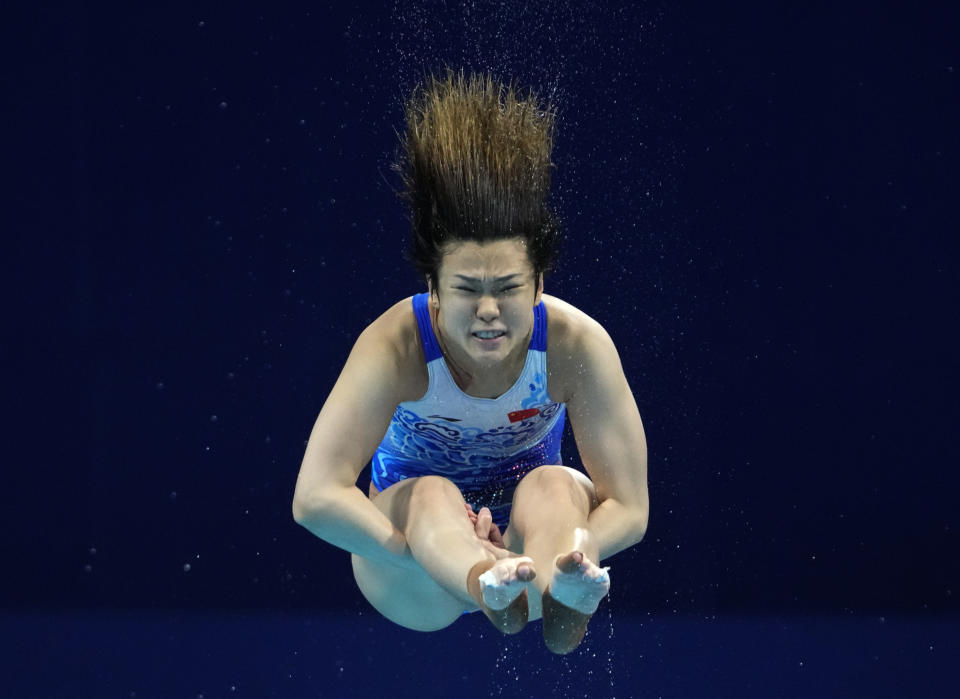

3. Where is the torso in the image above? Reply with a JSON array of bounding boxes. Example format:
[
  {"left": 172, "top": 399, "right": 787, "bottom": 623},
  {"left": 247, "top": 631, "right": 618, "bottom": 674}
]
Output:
[{"left": 378, "top": 293, "right": 590, "bottom": 407}]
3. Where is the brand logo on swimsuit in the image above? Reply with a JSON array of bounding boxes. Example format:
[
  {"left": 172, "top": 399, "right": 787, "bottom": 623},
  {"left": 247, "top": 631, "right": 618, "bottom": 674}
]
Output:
[
  {"left": 428, "top": 415, "right": 462, "bottom": 422},
  {"left": 507, "top": 408, "right": 540, "bottom": 423}
]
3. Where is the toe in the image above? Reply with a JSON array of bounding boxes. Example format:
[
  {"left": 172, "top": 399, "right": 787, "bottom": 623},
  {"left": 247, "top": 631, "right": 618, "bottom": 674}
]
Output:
[
  {"left": 556, "top": 551, "right": 585, "bottom": 574},
  {"left": 516, "top": 564, "right": 536, "bottom": 582}
]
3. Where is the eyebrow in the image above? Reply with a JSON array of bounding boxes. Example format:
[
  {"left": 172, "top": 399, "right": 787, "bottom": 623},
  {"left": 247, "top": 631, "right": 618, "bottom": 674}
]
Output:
[{"left": 453, "top": 274, "right": 522, "bottom": 283}]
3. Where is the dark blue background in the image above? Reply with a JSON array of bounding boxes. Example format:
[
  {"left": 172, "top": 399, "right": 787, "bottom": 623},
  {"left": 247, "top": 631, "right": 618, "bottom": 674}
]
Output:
[{"left": 5, "top": 2, "right": 958, "bottom": 696}]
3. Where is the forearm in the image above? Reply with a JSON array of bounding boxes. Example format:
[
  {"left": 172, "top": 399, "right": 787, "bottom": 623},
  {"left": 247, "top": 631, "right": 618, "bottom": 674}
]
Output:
[
  {"left": 293, "top": 484, "right": 417, "bottom": 571},
  {"left": 587, "top": 497, "right": 648, "bottom": 562}
]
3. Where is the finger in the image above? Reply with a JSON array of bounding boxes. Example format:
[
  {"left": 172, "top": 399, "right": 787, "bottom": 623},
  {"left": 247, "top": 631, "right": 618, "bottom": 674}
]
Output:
[
  {"left": 475, "top": 506, "right": 492, "bottom": 540},
  {"left": 488, "top": 522, "right": 505, "bottom": 548}
]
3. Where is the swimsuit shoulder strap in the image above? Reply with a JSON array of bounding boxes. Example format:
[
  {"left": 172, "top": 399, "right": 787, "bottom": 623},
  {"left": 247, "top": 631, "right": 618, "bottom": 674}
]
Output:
[{"left": 411, "top": 293, "right": 443, "bottom": 361}]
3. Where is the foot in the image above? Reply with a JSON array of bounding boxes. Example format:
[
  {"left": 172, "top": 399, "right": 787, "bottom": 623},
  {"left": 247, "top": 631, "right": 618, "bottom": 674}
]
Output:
[
  {"left": 546, "top": 551, "right": 610, "bottom": 615},
  {"left": 467, "top": 556, "right": 536, "bottom": 635},
  {"left": 477, "top": 556, "right": 536, "bottom": 610}
]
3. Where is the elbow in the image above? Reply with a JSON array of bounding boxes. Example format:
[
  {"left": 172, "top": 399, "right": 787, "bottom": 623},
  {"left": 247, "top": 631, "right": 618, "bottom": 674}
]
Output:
[
  {"left": 634, "top": 511, "right": 649, "bottom": 544},
  {"left": 292, "top": 487, "right": 331, "bottom": 526},
  {"left": 634, "top": 488, "right": 650, "bottom": 543},
  {"left": 630, "top": 505, "right": 649, "bottom": 545},
  {"left": 292, "top": 477, "right": 351, "bottom": 526},
  {"left": 291, "top": 497, "right": 311, "bottom": 525}
]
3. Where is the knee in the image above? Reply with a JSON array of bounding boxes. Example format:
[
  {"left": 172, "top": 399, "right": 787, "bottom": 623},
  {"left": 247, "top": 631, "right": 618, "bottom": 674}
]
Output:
[
  {"left": 375, "top": 475, "right": 462, "bottom": 534},
  {"left": 517, "top": 466, "right": 589, "bottom": 509},
  {"left": 409, "top": 475, "right": 462, "bottom": 505},
  {"left": 520, "top": 465, "right": 578, "bottom": 492},
  {"left": 402, "top": 476, "right": 465, "bottom": 536}
]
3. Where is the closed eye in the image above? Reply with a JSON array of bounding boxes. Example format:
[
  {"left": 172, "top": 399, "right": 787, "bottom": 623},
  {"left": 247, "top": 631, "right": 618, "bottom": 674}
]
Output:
[{"left": 452, "top": 285, "right": 522, "bottom": 293}]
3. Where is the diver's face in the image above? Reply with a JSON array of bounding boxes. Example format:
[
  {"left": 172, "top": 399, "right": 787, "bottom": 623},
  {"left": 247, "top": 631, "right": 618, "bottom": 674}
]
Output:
[{"left": 431, "top": 239, "right": 543, "bottom": 371}]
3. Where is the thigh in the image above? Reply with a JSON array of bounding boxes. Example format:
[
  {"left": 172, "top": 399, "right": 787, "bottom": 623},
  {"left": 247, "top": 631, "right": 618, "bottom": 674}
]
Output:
[
  {"left": 351, "top": 477, "right": 478, "bottom": 631},
  {"left": 501, "top": 465, "right": 599, "bottom": 554}
]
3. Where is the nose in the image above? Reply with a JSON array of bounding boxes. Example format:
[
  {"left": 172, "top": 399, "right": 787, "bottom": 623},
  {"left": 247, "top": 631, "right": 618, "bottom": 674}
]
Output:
[{"left": 476, "top": 294, "right": 500, "bottom": 322}]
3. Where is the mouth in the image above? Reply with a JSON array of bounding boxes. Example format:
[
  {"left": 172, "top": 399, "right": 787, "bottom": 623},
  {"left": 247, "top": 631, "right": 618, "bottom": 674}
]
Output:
[{"left": 472, "top": 330, "right": 507, "bottom": 344}]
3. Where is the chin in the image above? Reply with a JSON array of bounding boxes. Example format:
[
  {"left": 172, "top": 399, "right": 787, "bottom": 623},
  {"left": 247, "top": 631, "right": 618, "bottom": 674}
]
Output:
[{"left": 470, "top": 344, "right": 509, "bottom": 363}]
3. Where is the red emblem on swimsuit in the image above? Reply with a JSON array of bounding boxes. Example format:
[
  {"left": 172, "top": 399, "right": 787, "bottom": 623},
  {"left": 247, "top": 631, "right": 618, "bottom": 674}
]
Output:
[{"left": 508, "top": 408, "right": 540, "bottom": 423}]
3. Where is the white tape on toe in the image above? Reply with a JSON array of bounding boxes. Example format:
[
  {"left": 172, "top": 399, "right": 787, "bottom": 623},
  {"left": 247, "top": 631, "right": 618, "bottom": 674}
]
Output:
[
  {"left": 478, "top": 559, "right": 533, "bottom": 610},
  {"left": 549, "top": 566, "right": 611, "bottom": 615},
  {"left": 479, "top": 573, "right": 521, "bottom": 610}
]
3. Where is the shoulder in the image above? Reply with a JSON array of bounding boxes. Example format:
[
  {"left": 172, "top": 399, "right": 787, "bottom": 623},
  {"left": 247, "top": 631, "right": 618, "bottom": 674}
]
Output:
[
  {"left": 542, "top": 294, "right": 617, "bottom": 403},
  {"left": 363, "top": 295, "right": 419, "bottom": 350},
  {"left": 359, "top": 295, "right": 428, "bottom": 401}
]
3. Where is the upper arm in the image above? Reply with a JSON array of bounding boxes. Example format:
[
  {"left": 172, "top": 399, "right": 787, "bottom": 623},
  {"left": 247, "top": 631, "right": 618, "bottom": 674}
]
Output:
[
  {"left": 293, "top": 322, "right": 406, "bottom": 511},
  {"left": 565, "top": 320, "right": 649, "bottom": 517}
]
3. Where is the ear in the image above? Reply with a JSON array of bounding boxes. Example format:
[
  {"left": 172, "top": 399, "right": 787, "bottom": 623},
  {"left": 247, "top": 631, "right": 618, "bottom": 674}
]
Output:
[
  {"left": 427, "top": 277, "right": 439, "bottom": 307},
  {"left": 533, "top": 273, "right": 544, "bottom": 305}
]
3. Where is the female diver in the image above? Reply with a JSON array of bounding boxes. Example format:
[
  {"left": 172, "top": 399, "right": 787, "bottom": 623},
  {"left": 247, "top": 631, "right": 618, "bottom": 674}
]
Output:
[{"left": 293, "top": 70, "right": 649, "bottom": 654}]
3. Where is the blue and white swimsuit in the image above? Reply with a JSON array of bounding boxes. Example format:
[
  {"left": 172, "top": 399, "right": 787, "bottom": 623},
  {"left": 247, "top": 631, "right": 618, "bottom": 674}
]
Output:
[{"left": 371, "top": 293, "right": 566, "bottom": 529}]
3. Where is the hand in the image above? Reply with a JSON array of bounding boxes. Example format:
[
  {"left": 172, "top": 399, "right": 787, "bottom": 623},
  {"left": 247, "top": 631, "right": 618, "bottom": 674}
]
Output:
[{"left": 464, "top": 503, "right": 510, "bottom": 558}]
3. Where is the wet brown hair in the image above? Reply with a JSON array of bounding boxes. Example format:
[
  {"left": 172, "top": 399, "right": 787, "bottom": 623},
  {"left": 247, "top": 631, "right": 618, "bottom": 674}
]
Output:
[{"left": 394, "top": 68, "right": 562, "bottom": 291}]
